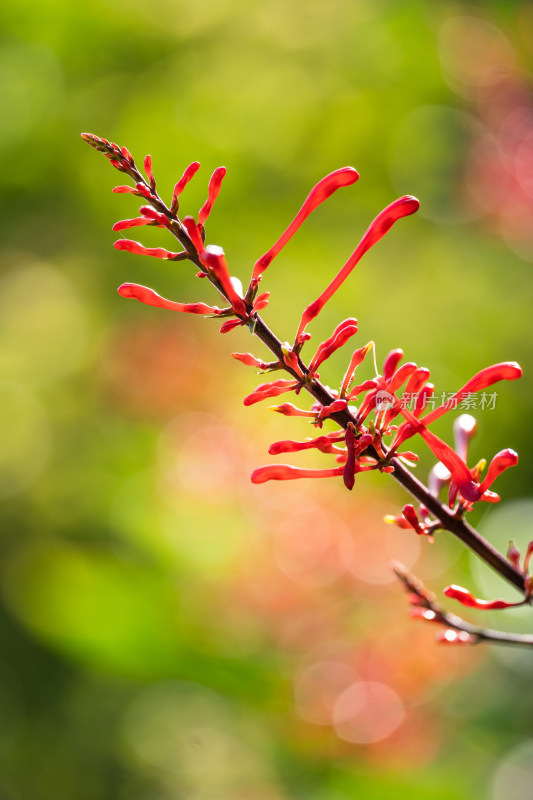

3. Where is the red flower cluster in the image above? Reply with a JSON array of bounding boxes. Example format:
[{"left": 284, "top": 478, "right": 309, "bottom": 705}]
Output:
[{"left": 83, "top": 132, "right": 528, "bottom": 646}]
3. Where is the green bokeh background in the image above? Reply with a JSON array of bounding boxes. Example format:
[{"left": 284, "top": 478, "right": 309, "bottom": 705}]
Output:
[{"left": 1, "top": 1, "right": 533, "bottom": 798}]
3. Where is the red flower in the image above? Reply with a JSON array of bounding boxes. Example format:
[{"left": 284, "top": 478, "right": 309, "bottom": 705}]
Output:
[
  {"left": 444, "top": 584, "right": 525, "bottom": 610},
  {"left": 113, "top": 239, "right": 186, "bottom": 260},
  {"left": 251, "top": 167, "right": 359, "bottom": 283},
  {"left": 308, "top": 318, "right": 358, "bottom": 375},
  {"left": 296, "top": 195, "right": 420, "bottom": 341},
  {"left": 117, "top": 283, "right": 223, "bottom": 315},
  {"left": 251, "top": 464, "right": 345, "bottom": 484},
  {"left": 198, "top": 167, "right": 226, "bottom": 225}
]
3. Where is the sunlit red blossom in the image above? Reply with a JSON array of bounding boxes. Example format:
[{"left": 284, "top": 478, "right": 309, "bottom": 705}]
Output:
[
  {"left": 419, "top": 362, "right": 522, "bottom": 430},
  {"left": 251, "top": 167, "right": 360, "bottom": 283},
  {"left": 308, "top": 318, "right": 359, "bottom": 375},
  {"left": 316, "top": 398, "right": 348, "bottom": 422},
  {"left": 340, "top": 342, "right": 374, "bottom": 397},
  {"left": 112, "top": 185, "right": 140, "bottom": 194},
  {"left": 117, "top": 283, "right": 222, "bottom": 315},
  {"left": 252, "top": 291, "right": 270, "bottom": 312},
  {"left": 401, "top": 504, "right": 424, "bottom": 535},
  {"left": 268, "top": 433, "right": 345, "bottom": 455},
  {"left": 200, "top": 245, "right": 248, "bottom": 317},
  {"left": 383, "top": 349, "right": 404, "bottom": 381},
  {"left": 296, "top": 196, "right": 420, "bottom": 341},
  {"left": 243, "top": 379, "right": 300, "bottom": 407},
  {"left": 198, "top": 167, "right": 226, "bottom": 225},
  {"left": 113, "top": 239, "right": 186, "bottom": 260},
  {"left": 144, "top": 154, "right": 155, "bottom": 189},
  {"left": 444, "top": 584, "right": 524, "bottom": 610},
  {"left": 120, "top": 145, "right": 133, "bottom": 163},
  {"left": 113, "top": 217, "right": 152, "bottom": 231},
  {"left": 251, "top": 464, "right": 345, "bottom": 483},
  {"left": 413, "top": 383, "right": 434, "bottom": 416},
  {"left": 270, "top": 403, "right": 315, "bottom": 418},
  {"left": 182, "top": 215, "right": 205, "bottom": 252},
  {"left": 405, "top": 367, "right": 431, "bottom": 397},
  {"left": 171, "top": 161, "right": 201, "bottom": 210},
  {"left": 219, "top": 319, "right": 243, "bottom": 334},
  {"left": 384, "top": 513, "right": 412, "bottom": 530},
  {"left": 231, "top": 352, "right": 272, "bottom": 370},
  {"left": 387, "top": 362, "right": 418, "bottom": 393},
  {"left": 346, "top": 378, "right": 379, "bottom": 401},
  {"left": 282, "top": 348, "right": 305, "bottom": 378},
  {"left": 478, "top": 448, "right": 518, "bottom": 493}
]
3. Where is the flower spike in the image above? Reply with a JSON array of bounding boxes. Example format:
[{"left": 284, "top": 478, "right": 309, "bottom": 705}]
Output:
[
  {"left": 251, "top": 167, "right": 359, "bottom": 283},
  {"left": 296, "top": 195, "right": 420, "bottom": 341}
]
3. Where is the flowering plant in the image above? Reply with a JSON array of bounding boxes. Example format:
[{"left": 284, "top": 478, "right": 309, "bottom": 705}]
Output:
[{"left": 83, "top": 132, "right": 533, "bottom": 649}]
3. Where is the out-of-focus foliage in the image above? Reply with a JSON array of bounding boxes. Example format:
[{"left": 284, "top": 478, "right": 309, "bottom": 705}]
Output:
[{"left": 1, "top": 1, "right": 533, "bottom": 798}]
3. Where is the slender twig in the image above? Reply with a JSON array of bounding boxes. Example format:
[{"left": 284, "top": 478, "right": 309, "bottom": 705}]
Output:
[{"left": 393, "top": 562, "right": 533, "bottom": 649}]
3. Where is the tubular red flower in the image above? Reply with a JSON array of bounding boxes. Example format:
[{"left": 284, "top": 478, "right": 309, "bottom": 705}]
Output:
[
  {"left": 405, "top": 367, "right": 431, "bottom": 397},
  {"left": 444, "top": 584, "right": 523, "bottom": 610},
  {"left": 316, "top": 398, "right": 348, "bottom": 421},
  {"left": 252, "top": 167, "right": 360, "bottom": 282},
  {"left": 383, "top": 349, "right": 404, "bottom": 381},
  {"left": 296, "top": 195, "right": 420, "bottom": 341},
  {"left": 144, "top": 154, "right": 155, "bottom": 187},
  {"left": 269, "top": 403, "right": 315, "bottom": 417},
  {"left": 252, "top": 291, "right": 270, "bottom": 312},
  {"left": 231, "top": 352, "right": 271, "bottom": 369},
  {"left": 478, "top": 449, "right": 518, "bottom": 493},
  {"left": 219, "top": 319, "right": 243, "bottom": 334},
  {"left": 200, "top": 245, "right": 248, "bottom": 317},
  {"left": 198, "top": 167, "right": 226, "bottom": 225},
  {"left": 340, "top": 342, "right": 373, "bottom": 397},
  {"left": 420, "top": 362, "right": 522, "bottom": 428},
  {"left": 182, "top": 216, "right": 205, "bottom": 253},
  {"left": 251, "top": 464, "right": 344, "bottom": 484},
  {"left": 268, "top": 434, "right": 344, "bottom": 455},
  {"left": 387, "top": 362, "right": 418, "bottom": 393},
  {"left": 113, "top": 239, "right": 184, "bottom": 259},
  {"left": 347, "top": 378, "right": 379, "bottom": 400},
  {"left": 117, "top": 283, "right": 221, "bottom": 315},
  {"left": 121, "top": 145, "right": 134, "bottom": 163},
  {"left": 112, "top": 185, "right": 139, "bottom": 194},
  {"left": 308, "top": 318, "right": 358, "bottom": 373},
  {"left": 113, "top": 217, "right": 152, "bottom": 231},
  {"left": 243, "top": 379, "right": 299, "bottom": 406},
  {"left": 172, "top": 161, "right": 201, "bottom": 208},
  {"left": 402, "top": 504, "right": 424, "bottom": 534}
]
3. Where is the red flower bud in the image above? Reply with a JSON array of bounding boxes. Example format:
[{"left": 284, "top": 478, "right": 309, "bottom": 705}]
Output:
[
  {"left": 340, "top": 342, "right": 374, "bottom": 397},
  {"left": 252, "top": 291, "right": 270, "bottom": 312},
  {"left": 316, "top": 398, "right": 348, "bottom": 421},
  {"left": 144, "top": 154, "right": 155, "bottom": 189},
  {"left": 296, "top": 195, "right": 420, "bottom": 340},
  {"left": 200, "top": 245, "right": 248, "bottom": 317},
  {"left": 117, "top": 283, "right": 221, "bottom": 315},
  {"left": 251, "top": 464, "right": 345, "bottom": 484},
  {"left": 171, "top": 161, "right": 201, "bottom": 210},
  {"left": 198, "top": 167, "right": 226, "bottom": 225},
  {"left": 113, "top": 217, "right": 152, "bottom": 231},
  {"left": 112, "top": 185, "right": 139, "bottom": 194},
  {"left": 478, "top": 448, "right": 518, "bottom": 494},
  {"left": 269, "top": 403, "right": 315, "bottom": 417},
  {"left": 219, "top": 319, "right": 243, "bottom": 334},
  {"left": 113, "top": 239, "right": 184, "bottom": 260},
  {"left": 243, "top": 379, "right": 299, "bottom": 406},
  {"left": 268, "top": 434, "right": 344, "bottom": 455},
  {"left": 402, "top": 504, "right": 424, "bottom": 534},
  {"left": 252, "top": 167, "right": 359, "bottom": 282},
  {"left": 383, "top": 349, "right": 404, "bottom": 381},
  {"left": 308, "top": 318, "right": 358, "bottom": 373},
  {"left": 231, "top": 353, "right": 271, "bottom": 369},
  {"left": 444, "top": 584, "right": 522, "bottom": 610}
]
